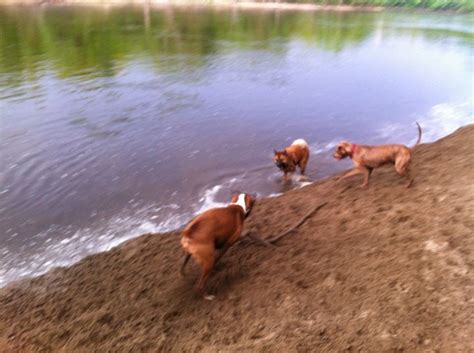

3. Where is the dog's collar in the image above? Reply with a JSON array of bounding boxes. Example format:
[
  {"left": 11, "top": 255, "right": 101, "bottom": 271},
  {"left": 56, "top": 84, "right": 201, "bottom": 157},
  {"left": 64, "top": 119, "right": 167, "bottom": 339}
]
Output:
[
  {"left": 350, "top": 144, "right": 358, "bottom": 158},
  {"left": 230, "top": 194, "right": 248, "bottom": 214}
]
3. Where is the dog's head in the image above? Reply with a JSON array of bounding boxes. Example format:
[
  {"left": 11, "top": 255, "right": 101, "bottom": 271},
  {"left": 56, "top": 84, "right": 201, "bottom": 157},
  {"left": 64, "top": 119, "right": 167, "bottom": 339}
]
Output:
[
  {"left": 333, "top": 141, "right": 352, "bottom": 160},
  {"left": 273, "top": 149, "right": 294, "bottom": 171},
  {"left": 230, "top": 193, "right": 255, "bottom": 217}
]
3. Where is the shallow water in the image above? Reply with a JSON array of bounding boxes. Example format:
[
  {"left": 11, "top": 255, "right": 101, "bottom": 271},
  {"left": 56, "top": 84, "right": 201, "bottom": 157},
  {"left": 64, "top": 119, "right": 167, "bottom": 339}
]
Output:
[{"left": 0, "top": 5, "right": 473, "bottom": 286}]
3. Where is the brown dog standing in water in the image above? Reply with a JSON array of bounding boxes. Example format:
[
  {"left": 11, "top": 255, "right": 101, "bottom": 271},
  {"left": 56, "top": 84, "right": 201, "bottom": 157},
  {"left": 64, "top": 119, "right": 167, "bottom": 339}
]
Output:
[
  {"left": 333, "top": 122, "right": 422, "bottom": 188},
  {"left": 180, "top": 193, "right": 255, "bottom": 300},
  {"left": 273, "top": 139, "right": 310, "bottom": 183}
]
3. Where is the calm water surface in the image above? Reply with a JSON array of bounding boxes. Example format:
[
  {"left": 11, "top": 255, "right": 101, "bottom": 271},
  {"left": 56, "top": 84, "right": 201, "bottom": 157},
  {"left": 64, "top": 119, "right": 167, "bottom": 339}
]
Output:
[{"left": 0, "top": 6, "right": 473, "bottom": 285}]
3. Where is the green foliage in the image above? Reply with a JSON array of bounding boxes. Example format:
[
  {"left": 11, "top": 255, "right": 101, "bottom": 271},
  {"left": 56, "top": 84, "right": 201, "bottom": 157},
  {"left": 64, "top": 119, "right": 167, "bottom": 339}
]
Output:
[
  {"left": 0, "top": 7, "right": 378, "bottom": 80},
  {"left": 0, "top": 5, "right": 472, "bottom": 86},
  {"left": 293, "top": 0, "right": 473, "bottom": 11}
]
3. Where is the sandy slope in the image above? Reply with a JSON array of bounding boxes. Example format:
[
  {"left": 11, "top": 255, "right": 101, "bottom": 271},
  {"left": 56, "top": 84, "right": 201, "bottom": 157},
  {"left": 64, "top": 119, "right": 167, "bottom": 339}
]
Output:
[{"left": 1, "top": 125, "right": 473, "bottom": 353}]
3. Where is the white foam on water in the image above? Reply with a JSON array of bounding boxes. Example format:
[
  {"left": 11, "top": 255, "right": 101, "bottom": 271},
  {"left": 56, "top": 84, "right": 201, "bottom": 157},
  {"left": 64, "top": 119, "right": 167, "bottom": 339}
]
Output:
[
  {"left": 416, "top": 101, "right": 473, "bottom": 142},
  {"left": 195, "top": 176, "right": 243, "bottom": 214},
  {"left": 0, "top": 181, "right": 238, "bottom": 287},
  {"left": 0, "top": 213, "right": 172, "bottom": 287},
  {"left": 268, "top": 192, "right": 283, "bottom": 198},
  {"left": 309, "top": 140, "right": 340, "bottom": 155},
  {"left": 378, "top": 100, "right": 473, "bottom": 145},
  {"left": 196, "top": 185, "right": 227, "bottom": 213},
  {"left": 298, "top": 181, "right": 313, "bottom": 188}
]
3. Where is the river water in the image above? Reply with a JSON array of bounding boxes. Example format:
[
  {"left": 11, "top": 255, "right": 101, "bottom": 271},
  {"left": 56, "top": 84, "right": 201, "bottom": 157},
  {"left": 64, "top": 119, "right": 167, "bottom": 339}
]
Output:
[{"left": 0, "top": 5, "right": 472, "bottom": 285}]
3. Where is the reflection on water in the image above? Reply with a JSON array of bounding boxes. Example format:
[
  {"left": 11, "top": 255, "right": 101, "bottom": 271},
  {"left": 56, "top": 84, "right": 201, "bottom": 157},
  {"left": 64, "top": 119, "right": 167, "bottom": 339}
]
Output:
[
  {"left": 0, "top": 5, "right": 473, "bottom": 286},
  {"left": 1, "top": 6, "right": 472, "bottom": 82}
]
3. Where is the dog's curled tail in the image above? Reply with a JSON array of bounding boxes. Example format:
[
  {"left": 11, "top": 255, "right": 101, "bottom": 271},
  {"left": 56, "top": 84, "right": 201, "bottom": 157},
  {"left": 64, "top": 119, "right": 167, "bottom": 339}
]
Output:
[{"left": 414, "top": 122, "right": 422, "bottom": 147}]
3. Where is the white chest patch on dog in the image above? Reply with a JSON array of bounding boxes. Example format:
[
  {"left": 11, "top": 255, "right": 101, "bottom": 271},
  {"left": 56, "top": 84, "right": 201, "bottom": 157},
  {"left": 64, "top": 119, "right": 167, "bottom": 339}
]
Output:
[
  {"left": 231, "top": 194, "right": 247, "bottom": 214},
  {"left": 292, "top": 139, "right": 308, "bottom": 147}
]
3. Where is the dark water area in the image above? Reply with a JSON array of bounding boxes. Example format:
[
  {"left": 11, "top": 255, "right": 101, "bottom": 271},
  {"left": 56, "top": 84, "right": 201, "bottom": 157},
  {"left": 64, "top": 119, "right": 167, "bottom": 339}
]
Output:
[{"left": 0, "top": 5, "right": 472, "bottom": 285}]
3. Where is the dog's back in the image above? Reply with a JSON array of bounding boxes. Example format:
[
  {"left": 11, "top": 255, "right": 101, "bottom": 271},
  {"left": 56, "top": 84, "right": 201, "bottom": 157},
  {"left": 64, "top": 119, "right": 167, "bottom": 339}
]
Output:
[
  {"left": 355, "top": 144, "right": 411, "bottom": 168},
  {"left": 181, "top": 207, "right": 243, "bottom": 250},
  {"left": 288, "top": 139, "right": 310, "bottom": 163}
]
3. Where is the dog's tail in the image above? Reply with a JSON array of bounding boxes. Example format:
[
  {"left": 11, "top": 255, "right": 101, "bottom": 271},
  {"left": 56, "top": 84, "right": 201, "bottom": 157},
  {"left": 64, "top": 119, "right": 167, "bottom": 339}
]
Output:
[
  {"left": 291, "top": 139, "right": 309, "bottom": 148},
  {"left": 414, "top": 122, "right": 422, "bottom": 147}
]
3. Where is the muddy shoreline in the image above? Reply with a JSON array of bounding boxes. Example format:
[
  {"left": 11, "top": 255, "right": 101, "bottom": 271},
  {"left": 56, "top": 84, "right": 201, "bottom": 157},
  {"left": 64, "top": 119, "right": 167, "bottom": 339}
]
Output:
[{"left": 1, "top": 125, "right": 473, "bottom": 352}]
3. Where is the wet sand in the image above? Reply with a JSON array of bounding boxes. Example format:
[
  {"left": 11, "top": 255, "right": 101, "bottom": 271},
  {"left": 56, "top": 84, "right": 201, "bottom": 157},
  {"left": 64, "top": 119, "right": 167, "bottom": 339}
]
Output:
[{"left": 1, "top": 125, "right": 473, "bottom": 352}]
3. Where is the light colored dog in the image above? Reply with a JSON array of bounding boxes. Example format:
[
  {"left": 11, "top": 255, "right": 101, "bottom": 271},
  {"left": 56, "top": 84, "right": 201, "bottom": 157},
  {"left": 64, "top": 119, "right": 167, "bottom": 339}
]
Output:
[
  {"left": 333, "top": 123, "right": 422, "bottom": 188},
  {"left": 180, "top": 193, "right": 255, "bottom": 299}
]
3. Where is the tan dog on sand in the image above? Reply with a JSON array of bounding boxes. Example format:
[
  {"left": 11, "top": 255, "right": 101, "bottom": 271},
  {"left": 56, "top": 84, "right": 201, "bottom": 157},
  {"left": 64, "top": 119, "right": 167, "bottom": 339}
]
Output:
[
  {"left": 273, "top": 139, "right": 310, "bottom": 182},
  {"left": 180, "top": 193, "right": 255, "bottom": 300},
  {"left": 333, "top": 123, "right": 422, "bottom": 188}
]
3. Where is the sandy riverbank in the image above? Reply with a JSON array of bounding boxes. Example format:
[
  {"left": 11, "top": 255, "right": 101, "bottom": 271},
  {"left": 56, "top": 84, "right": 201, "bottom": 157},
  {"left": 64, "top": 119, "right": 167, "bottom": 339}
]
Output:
[{"left": 1, "top": 125, "right": 473, "bottom": 352}]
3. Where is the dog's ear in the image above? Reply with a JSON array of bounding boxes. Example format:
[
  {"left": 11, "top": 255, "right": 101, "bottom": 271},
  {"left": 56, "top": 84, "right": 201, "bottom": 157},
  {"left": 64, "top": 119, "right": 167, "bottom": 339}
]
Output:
[
  {"left": 250, "top": 193, "right": 257, "bottom": 207},
  {"left": 230, "top": 193, "right": 239, "bottom": 203},
  {"left": 273, "top": 149, "right": 278, "bottom": 155},
  {"left": 282, "top": 150, "right": 288, "bottom": 156},
  {"left": 244, "top": 194, "right": 255, "bottom": 217},
  {"left": 339, "top": 141, "right": 350, "bottom": 149}
]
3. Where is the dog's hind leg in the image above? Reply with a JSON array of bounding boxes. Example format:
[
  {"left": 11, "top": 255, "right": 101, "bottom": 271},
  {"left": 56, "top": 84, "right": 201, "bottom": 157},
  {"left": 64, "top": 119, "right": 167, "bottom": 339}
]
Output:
[
  {"left": 180, "top": 253, "right": 191, "bottom": 276},
  {"left": 196, "top": 260, "right": 214, "bottom": 300},
  {"left": 299, "top": 153, "right": 309, "bottom": 175},
  {"left": 193, "top": 246, "right": 215, "bottom": 298},
  {"left": 215, "top": 227, "right": 242, "bottom": 265},
  {"left": 215, "top": 243, "right": 231, "bottom": 265},
  {"left": 298, "top": 155, "right": 310, "bottom": 181}
]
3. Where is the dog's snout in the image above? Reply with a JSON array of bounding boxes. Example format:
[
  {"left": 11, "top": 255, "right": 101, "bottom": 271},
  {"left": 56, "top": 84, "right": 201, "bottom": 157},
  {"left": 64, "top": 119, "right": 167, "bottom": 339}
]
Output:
[{"left": 275, "top": 161, "right": 286, "bottom": 169}]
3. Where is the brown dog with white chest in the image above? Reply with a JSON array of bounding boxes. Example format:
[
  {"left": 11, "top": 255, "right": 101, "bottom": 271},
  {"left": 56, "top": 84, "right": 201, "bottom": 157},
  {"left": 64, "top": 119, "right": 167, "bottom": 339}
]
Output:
[
  {"left": 333, "top": 122, "right": 422, "bottom": 188},
  {"left": 273, "top": 139, "right": 310, "bottom": 182},
  {"left": 180, "top": 193, "right": 255, "bottom": 300}
]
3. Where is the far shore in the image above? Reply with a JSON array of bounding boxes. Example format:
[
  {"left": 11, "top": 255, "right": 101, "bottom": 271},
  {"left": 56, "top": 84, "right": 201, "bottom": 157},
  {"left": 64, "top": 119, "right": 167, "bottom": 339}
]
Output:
[
  {"left": 0, "top": 0, "right": 386, "bottom": 13},
  {"left": 2, "top": 0, "right": 471, "bottom": 14}
]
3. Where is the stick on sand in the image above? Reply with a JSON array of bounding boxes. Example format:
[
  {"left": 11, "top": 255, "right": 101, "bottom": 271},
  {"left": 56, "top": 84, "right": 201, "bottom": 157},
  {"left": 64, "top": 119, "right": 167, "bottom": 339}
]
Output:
[
  {"left": 266, "top": 202, "right": 328, "bottom": 244},
  {"left": 245, "top": 201, "right": 328, "bottom": 246}
]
